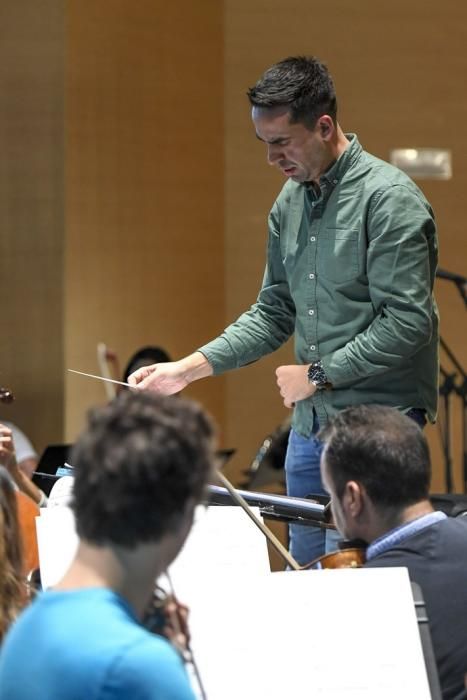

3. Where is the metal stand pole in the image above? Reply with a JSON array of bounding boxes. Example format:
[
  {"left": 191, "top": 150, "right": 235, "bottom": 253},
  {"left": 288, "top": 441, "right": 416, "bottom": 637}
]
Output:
[{"left": 438, "top": 365, "right": 456, "bottom": 493}]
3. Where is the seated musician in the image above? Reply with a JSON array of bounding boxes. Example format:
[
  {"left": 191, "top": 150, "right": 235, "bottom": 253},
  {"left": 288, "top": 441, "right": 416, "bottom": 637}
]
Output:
[
  {"left": 0, "top": 419, "right": 38, "bottom": 478},
  {"left": 0, "top": 423, "right": 47, "bottom": 507},
  {"left": 0, "top": 467, "right": 25, "bottom": 643},
  {"left": 122, "top": 345, "right": 172, "bottom": 386},
  {"left": 319, "top": 405, "right": 467, "bottom": 700},
  {"left": 0, "top": 392, "right": 215, "bottom": 699}
]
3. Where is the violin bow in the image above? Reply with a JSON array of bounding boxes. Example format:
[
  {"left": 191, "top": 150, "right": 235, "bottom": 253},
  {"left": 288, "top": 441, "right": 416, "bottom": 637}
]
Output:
[
  {"left": 215, "top": 469, "right": 301, "bottom": 571},
  {"left": 164, "top": 572, "right": 208, "bottom": 700}
]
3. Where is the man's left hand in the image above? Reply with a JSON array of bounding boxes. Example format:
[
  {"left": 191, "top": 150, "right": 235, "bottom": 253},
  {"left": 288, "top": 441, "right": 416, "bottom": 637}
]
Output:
[{"left": 275, "top": 365, "right": 316, "bottom": 408}]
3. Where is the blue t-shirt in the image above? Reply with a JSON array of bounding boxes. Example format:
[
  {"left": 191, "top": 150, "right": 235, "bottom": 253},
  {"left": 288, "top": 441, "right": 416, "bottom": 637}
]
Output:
[{"left": 0, "top": 588, "right": 195, "bottom": 699}]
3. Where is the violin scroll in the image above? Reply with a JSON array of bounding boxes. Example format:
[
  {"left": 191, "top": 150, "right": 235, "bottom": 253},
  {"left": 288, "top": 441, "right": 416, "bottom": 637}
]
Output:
[
  {"left": 143, "top": 584, "right": 191, "bottom": 657},
  {"left": 0, "top": 387, "right": 15, "bottom": 404}
]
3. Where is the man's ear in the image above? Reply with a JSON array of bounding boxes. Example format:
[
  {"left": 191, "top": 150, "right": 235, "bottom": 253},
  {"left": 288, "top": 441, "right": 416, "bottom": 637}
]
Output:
[
  {"left": 317, "top": 115, "right": 335, "bottom": 140},
  {"left": 344, "top": 480, "right": 364, "bottom": 518}
]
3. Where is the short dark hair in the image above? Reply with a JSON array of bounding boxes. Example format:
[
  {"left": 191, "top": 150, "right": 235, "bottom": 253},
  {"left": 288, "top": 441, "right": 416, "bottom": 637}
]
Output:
[
  {"left": 122, "top": 346, "right": 172, "bottom": 384},
  {"left": 71, "top": 392, "right": 215, "bottom": 548},
  {"left": 318, "top": 405, "right": 431, "bottom": 508},
  {"left": 247, "top": 56, "right": 337, "bottom": 129}
]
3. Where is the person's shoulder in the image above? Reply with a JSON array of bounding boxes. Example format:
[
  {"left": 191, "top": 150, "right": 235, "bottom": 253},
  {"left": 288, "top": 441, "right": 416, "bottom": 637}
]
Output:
[
  {"left": 358, "top": 148, "right": 428, "bottom": 200},
  {"left": 1, "top": 420, "right": 28, "bottom": 439},
  {"left": 268, "top": 179, "right": 304, "bottom": 232},
  {"left": 365, "top": 516, "right": 467, "bottom": 569},
  {"left": 107, "top": 635, "right": 195, "bottom": 699},
  {"left": 273, "top": 178, "right": 303, "bottom": 207},
  {"left": 436, "top": 515, "right": 467, "bottom": 540}
]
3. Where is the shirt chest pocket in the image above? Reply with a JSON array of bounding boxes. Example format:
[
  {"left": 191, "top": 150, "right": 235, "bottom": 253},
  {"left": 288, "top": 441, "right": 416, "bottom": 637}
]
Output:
[{"left": 317, "top": 228, "right": 359, "bottom": 283}]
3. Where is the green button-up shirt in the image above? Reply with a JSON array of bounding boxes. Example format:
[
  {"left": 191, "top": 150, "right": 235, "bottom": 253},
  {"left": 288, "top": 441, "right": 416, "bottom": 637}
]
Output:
[{"left": 199, "top": 135, "right": 439, "bottom": 436}]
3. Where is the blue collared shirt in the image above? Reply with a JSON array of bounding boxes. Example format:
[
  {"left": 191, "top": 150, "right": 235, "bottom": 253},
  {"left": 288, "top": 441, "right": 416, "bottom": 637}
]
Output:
[{"left": 366, "top": 511, "right": 447, "bottom": 561}]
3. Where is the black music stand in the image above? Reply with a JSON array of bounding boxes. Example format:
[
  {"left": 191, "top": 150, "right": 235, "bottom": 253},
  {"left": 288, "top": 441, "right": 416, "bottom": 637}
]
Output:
[
  {"left": 207, "top": 485, "right": 331, "bottom": 528},
  {"left": 436, "top": 268, "right": 467, "bottom": 492},
  {"left": 411, "top": 582, "right": 442, "bottom": 700},
  {"left": 32, "top": 444, "right": 72, "bottom": 495}
]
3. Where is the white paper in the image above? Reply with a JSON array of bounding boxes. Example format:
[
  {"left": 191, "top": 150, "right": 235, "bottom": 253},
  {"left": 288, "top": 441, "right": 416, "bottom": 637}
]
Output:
[
  {"left": 169, "top": 505, "right": 271, "bottom": 599},
  {"left": 47, "top": 476, "right": 74, "bottom": 508},
  {"left": 36, "top": 504, "right": 270, "bottom": 592},
  {"left": 35, "top": 507, "right": 430, "bottom": 699},
  {"left": 35, "top": 507, "right": 78, "bottom": 589},
  {"left": 182, "top": 568, "right": 431, "bottom": 700}
]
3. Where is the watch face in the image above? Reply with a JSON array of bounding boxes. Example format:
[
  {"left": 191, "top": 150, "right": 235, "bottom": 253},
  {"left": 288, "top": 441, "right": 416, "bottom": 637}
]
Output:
[{"left": 308, "top": 363, "right": 326, "bottom": 387}]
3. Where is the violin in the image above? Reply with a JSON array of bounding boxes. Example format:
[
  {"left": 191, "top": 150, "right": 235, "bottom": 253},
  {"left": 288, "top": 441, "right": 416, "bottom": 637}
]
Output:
[
  {"left": 0, "top": 386, "right": 15, "bottom": 404},
  {"left": 305, "top": 545, "right": 366, "bottom": 570},
  {"left": 143, "top": 583, "right": 191, "bottom": 651},
  {"left": 216, "top": 470, "right": 366, "bottom": 571},
  {"left": 143, "top": 579, "right": 207, "bottom": 700}
]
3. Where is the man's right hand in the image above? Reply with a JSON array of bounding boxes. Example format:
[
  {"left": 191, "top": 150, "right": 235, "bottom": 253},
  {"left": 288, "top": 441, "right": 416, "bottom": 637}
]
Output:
[{"left": 127, "top": 352, "right": 213, "bottom": 395}]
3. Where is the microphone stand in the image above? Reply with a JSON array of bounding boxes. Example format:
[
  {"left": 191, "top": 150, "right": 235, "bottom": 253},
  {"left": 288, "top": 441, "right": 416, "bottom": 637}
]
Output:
[
  {"left": 436, "top": 268, "right": 467, "bottom": 492},
  {"left": 438, "top": 365, "right": 456, "bottom": 493},
  {"left": 440, "top": 340, "right": 467, "bottom": 493}
]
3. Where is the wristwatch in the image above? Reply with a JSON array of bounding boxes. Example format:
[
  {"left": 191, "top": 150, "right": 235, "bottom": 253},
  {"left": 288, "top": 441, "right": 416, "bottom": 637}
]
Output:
[{"left": 307, "top": 361, "right": 330, "bottom": 390}]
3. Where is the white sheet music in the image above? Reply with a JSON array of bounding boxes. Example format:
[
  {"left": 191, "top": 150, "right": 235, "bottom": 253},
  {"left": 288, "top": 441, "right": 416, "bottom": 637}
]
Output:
[
  {"left": 36, "top": 504, "right": 270, "bottom": 590},
  {"left": 35, "top": 507, "right": 78, "bottom": 589},
  {"left": 36, "top": 507, "right": 431, "bottom": 699},
  {"left": 175, "top": 568, "right": 431, "bottom": 700},
  {"left": 169, "top": 505, "right": 271, "bottom": 594}
]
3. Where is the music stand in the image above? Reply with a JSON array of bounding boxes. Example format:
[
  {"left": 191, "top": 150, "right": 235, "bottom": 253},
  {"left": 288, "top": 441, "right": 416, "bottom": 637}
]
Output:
[
  {"left": 207, "top": 485, "right": 331, "bottom": 527},
  {"left": 411, "top": 582, "right": 442, "bottom": 700},
  {"left": 436, "top": 268, "right": 467, "bottom": 492},
  {"left": 32, "top": 444, "right": 72, "bottom": 495}
]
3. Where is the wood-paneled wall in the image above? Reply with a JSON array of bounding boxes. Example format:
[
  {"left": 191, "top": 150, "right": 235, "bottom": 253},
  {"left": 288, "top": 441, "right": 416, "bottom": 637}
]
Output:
[
  {"left": 1, "top": 0, "right": 465, "bottom": 496},
  {"left": 0, "top": 1, "right": 64, "bottom": 449},
  {"left": 65, "top": 1, "right": 225, "bottom": 440}
]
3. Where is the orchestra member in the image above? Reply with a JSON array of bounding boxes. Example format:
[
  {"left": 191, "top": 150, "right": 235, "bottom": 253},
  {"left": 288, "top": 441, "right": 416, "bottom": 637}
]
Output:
[
  {"left": 0, "top": 420, "right": 38, "bottom": 478},
  {"left": 0, "top": 423, "right": 47, "bottom": 507},
  {"left": 319, "top": 405, "right": 467, "bottom": 699},
  {"left": 0, "top": 392, "right": 215, "bottom": 699},
  {"left": 0, "top": 467, "right": 25, "bottom": 643}
]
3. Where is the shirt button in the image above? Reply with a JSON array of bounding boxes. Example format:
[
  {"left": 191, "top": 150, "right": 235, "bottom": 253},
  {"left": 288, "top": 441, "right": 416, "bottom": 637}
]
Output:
[
  {"left": 309, "top": 273, "right": 315, "bottom": 280},
  {"left": 333, "top": 179, "right": 338, "bottom": 184},
  {"left": 310, "top": 345, "right": 316, "bottom": 351},
  {"left": 308, "top": 309, "right": 314, "bottom": 315},
  {"left": 310, "top": 236, "right": 316, "bottom": 242}
]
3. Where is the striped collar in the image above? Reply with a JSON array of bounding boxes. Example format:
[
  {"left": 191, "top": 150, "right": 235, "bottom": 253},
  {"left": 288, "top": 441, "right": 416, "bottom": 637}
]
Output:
[{"left": 366, "top": 511, "right": 447, "bottom": 561}]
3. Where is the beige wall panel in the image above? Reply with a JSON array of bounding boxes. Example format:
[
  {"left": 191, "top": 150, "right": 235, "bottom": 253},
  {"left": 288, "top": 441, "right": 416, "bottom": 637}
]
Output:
[
  {"left": 0, "top": 1, "right": 64, "bottom": 455},
  {"left": 65, "top": 1, "right": 225, "bottom": 441},
  {"left": 224, "top": 0, "right": 467, "bottom": 491}
]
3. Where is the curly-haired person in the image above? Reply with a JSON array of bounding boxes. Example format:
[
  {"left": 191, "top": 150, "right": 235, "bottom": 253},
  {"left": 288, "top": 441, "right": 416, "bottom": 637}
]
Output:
[{"left": 0, "top": 392, "right": 216, "bottom": 700}]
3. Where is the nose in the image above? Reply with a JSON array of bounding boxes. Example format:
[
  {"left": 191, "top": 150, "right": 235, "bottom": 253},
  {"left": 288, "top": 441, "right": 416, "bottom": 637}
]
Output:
[{"left": 267, "top": 143, "right": 282, "bottom": 165}]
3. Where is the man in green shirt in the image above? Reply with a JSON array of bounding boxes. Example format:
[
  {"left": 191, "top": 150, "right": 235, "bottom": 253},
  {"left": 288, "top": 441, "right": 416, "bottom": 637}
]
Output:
[{"left": 129, "top": 56, "right": 438, "bottom": 566}]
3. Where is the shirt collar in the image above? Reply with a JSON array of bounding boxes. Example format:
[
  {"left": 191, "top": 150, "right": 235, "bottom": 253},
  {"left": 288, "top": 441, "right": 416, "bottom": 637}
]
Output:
[
  {"left": 366, "top": 510, "right": 447, "bottom": 561},
  {"left": 320, "top": 133, "right": 362, "bottom": 187},
  {"left": 305, "top": 133, "right": 362, "bottom": 200}
]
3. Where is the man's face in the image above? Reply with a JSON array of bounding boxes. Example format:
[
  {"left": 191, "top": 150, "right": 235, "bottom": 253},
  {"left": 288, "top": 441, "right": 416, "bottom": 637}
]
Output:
[
  {"left": 320, "top": 448, "right": 354, "bottom": 541},
  {"left": 252, "top": 106, "right": 328, "bottom": 184}
]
